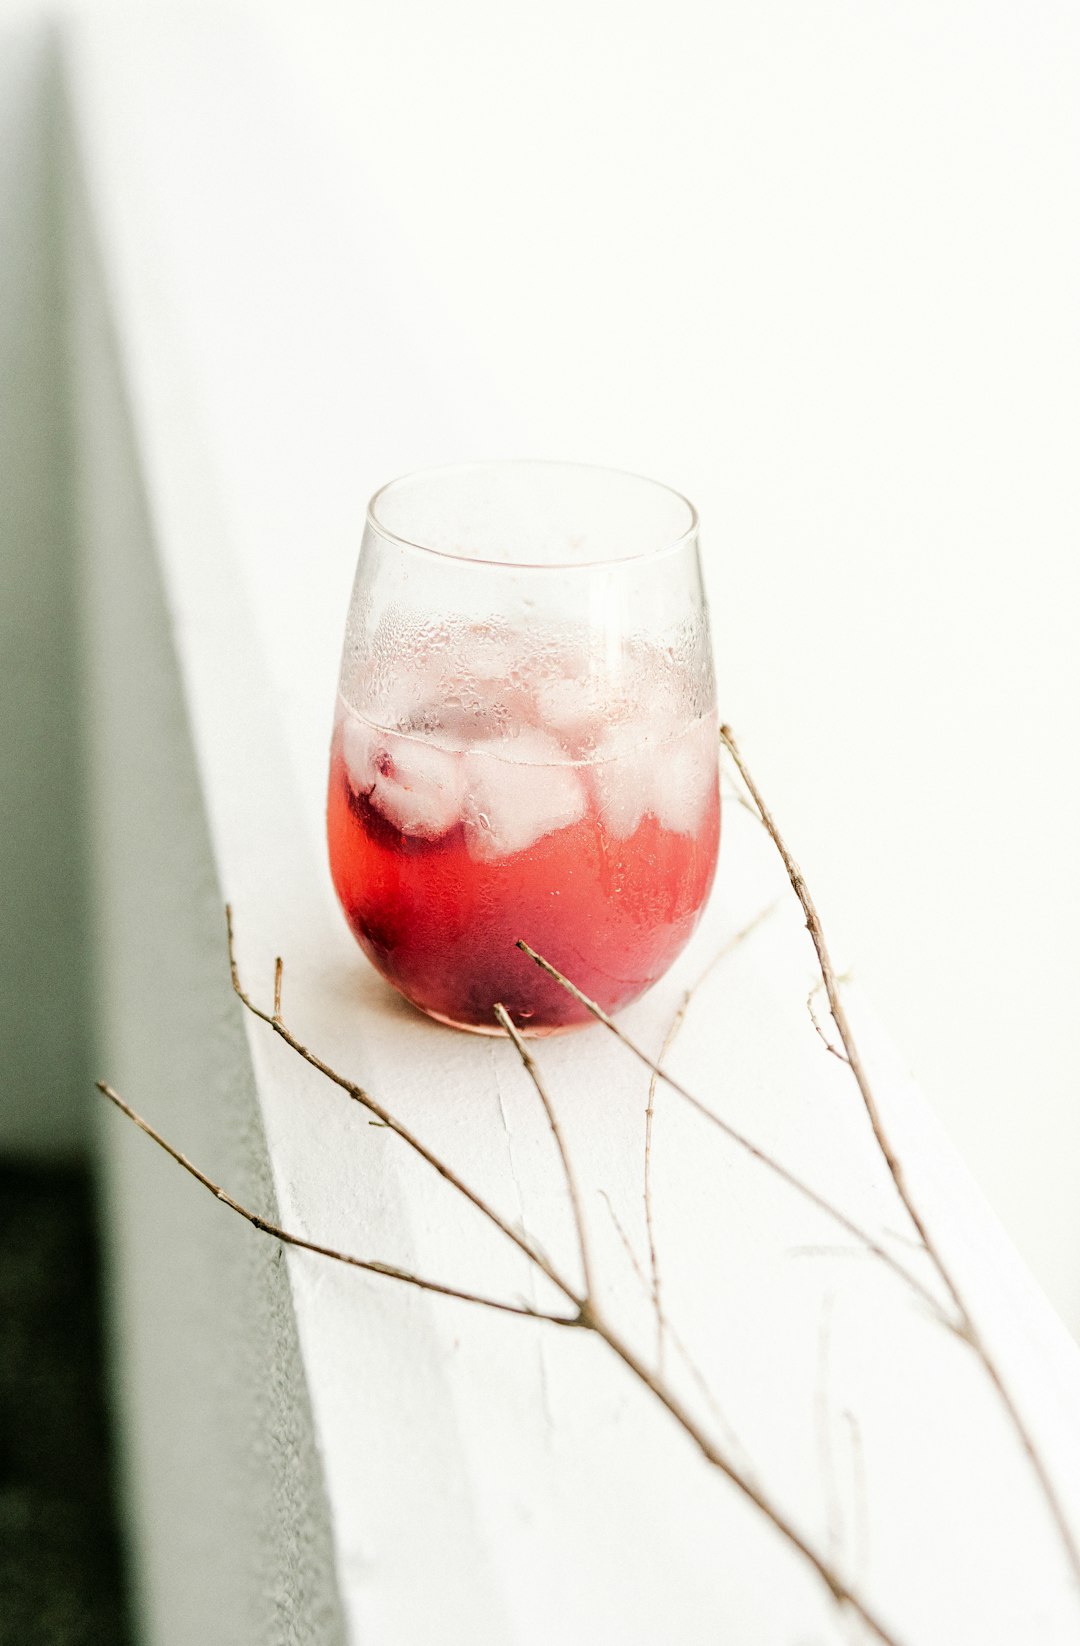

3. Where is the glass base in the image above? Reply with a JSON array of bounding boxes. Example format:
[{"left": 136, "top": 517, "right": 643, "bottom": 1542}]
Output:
[{"left": 417, "top": 1004, "right": 587, "bottom": 1039}]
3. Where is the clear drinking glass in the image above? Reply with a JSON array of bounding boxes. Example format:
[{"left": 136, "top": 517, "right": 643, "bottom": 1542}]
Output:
[{"left": 327, "top": 461, "right": 720, "bottom": 1035}]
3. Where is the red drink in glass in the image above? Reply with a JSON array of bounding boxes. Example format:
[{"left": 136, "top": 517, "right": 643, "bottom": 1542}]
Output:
[{"left": 329, "top": 462, "right": 720, "bottom": 1034}]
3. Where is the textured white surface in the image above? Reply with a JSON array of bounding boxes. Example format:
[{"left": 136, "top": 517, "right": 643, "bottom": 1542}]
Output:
[{"left": 66, "top": 11, "right": 1080, "bottom": 1644}]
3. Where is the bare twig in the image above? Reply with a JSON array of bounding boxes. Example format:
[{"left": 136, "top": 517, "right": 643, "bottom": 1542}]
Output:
[
  {"left": 599, "top": 1190, "right": 752, "bottom": 1477},
  {"left": 515, "top": 942, "right": 950, "bottom": 1327},
  {"left": 495, "top": 1003, "right": 595, "bottom": 1302},
  {"left": 644, "top": 902, "right": 781, "bottom": 1372},
  {"left": 96, "top": 1081, "right": 578, "bottom": 1326},
  {"left": 599, "top": 1189, "right": 648, "bottom": 1293},
  {"left": 213, "top": 913, "right": 907, "bottom": 1644},
  {"left": 718, "top": 722, "right": 1080, "bottom": 1592}
]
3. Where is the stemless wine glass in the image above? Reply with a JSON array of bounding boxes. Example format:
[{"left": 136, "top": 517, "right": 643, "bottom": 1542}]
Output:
[{"left": 327, "top": 461, "right": 720, "bottom": 1035}]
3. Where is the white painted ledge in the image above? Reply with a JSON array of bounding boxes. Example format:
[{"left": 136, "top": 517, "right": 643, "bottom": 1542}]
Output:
[{"left": 64, "top": 11, "right": 1080, "bottom": 1645}]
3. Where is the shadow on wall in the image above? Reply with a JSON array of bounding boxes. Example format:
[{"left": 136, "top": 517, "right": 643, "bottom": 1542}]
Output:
[{"left": 0, "top": 16, "right": 90, "bottom": 1159}]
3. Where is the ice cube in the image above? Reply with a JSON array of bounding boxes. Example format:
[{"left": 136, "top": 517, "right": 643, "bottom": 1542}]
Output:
[
  {"left": 590, "top": 716, "right": 717, "bottom": 839},
  {"left": 462, "top": 728, "right": 586, "bottom": 860},
  {"left": 343, "top": 717, "right": 465, "bottom": 839},
  {"left": 590, "top": 713, "right": 681, "bottom": 839},
  {"left": 457, "top": 622, "right": 515, "bottom": 681},
  {"left": 532, "top": 671, "right": 617, "bottom": 753},
  {"left": 590, "top": 734, "right": 652, "bottom": 839},
  {"left": 533, "top": 673, "right": 588, "bottom": 736},
  {"left": 650, "top": 718, "right": 717, "bottom": 835}
]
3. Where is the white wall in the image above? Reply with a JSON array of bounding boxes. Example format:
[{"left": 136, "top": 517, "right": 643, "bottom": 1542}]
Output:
[{"left": 268, "top": 0, "right": 1080, "bottom": 1331}]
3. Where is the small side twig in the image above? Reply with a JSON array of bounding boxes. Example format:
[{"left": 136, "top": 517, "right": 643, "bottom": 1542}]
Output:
[
  {"left": 644, "top": 901, "right": 781, "bottom": 1372},
  {"left": 807, "top": 980, "right": 849, "bottom": 1064},
  {"left": 495, "top": 1002, "right": 595, "bottom": 1302},
  {"left": 600, "top": 1189, "right": 752, "bottom": 1478}
]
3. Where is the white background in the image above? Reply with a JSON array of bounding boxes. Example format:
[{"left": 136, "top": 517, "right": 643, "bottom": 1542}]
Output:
[
  {"left": 258, "top": 0, "right": 1080, "bottom": 1329},
  {"left": 0, "top": 4, "right": 1074, "bottom": 1636}
]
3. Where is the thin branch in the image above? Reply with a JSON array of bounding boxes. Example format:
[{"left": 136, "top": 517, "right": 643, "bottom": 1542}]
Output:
[
  {"left": 494, "top": 1003, "right": 595, "bottom": 1302},
  {"left": 718, "top": 722, "right": 1080, "bottom": 1592},
  {"left": 515, "top": 941, "right": 950, "bottom": 1327},
  {"left": 96, "top": 1082, "right": 578, "bottom": 1326},
  {"left": 273, "top": 956, "right": 284, "bottom": 1023},
  {"left": 599, "top": 1188, "right": 648, "bottom": 1290},
  {"left": 600, "top": 1190, "right": 752, "bottom": 1478},
  {"left": 220, "top": 913, "right": 906, "bottom": 1644},
  {"left": 644, "top": 901, "right": 781, "bottom": 1372}
]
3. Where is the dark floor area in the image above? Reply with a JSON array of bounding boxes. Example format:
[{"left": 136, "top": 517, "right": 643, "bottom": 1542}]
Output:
[{"left": 0, "top": 1161, "right": 132, "bottom": 1646}]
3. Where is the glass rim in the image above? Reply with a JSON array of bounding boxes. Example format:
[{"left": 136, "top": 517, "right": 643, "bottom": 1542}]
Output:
[{"left": 365, "top": 459, "right": 699, "bottom": 571}]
